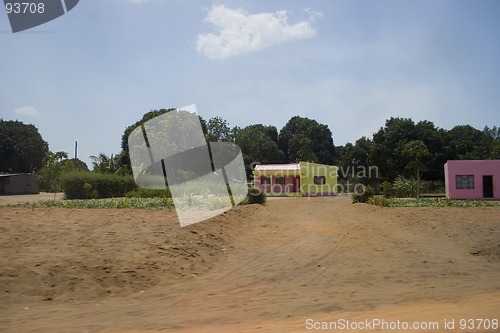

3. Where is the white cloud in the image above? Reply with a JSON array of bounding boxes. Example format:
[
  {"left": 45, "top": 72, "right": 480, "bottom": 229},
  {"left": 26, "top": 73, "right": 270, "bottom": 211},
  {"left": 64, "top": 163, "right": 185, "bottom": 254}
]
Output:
[
  {"left": 14, "top": 106, "right": 38, "bottom": 117},
  {"left": 197, "top": 5, "right": 317, "bottom": 60},
  {"left": 128, "top": 0, "right": 147, "bottom": 4},
  {"left": 304, "top": 7, "right": 324, "bottom": 22}
]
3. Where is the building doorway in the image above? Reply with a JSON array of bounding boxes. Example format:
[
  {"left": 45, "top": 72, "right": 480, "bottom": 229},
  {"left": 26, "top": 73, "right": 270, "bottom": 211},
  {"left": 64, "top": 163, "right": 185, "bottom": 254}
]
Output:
[
  {"left": 292, "top": 176, "right": 300, "bottom": 193},
  {"left": 483, "top": 175, "right": 493, "bottom": 198}
]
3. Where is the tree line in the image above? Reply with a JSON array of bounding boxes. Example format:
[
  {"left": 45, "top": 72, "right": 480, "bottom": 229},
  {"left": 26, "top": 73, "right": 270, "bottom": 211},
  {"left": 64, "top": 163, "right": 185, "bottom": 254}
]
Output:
[{"left": 1, "top": 112, "right": 499, "bottom": 191}]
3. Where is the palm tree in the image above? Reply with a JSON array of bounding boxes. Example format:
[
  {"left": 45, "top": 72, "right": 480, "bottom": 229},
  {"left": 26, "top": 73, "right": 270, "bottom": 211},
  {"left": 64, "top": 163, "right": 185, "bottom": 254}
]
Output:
[{"left": 90, "top": 153, "right": 113, "bottom": 173}]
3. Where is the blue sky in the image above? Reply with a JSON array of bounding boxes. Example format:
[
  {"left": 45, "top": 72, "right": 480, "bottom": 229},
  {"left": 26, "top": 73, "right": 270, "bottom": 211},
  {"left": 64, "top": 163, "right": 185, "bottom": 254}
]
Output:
[{"left": 1, "top": 0, "right": 500, "bottom": 168}]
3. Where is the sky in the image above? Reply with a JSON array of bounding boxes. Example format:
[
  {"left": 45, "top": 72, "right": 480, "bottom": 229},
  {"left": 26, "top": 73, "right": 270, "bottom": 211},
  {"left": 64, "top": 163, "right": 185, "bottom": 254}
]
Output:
[{"left": 1, "top": 0, "right": 500, "bottom": 169}]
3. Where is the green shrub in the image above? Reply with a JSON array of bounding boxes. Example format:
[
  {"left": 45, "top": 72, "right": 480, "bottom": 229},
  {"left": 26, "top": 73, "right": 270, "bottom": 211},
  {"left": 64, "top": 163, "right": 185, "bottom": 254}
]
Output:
[
  {"left": 61, "top": 172, "right": 137, "bottom": 199},
  {"left": 352, "top": 185, "right": 374, "bottom": 203},
  {"left": 421, "top": 180, "right": 445, "bottom": 194},
  {"left": 367, "top": 196, "right": 390, "bottom": 206},
  {"left": 10, "top": 197, "right": 175, "bottom": 209},
  {"left": 381, "top": 181, "right": 394, "bottom": 198},
  {"left": 245, "top": 186, "right": 266, "bottom": 205},
  {"left": 126, "top": 187, "right": 171, "bottom": 198},
  {"left": 381, "top": 198, "right": 500, "bottom": 207},
  {"left": 82, "top": 182, "right": 98, "bottom": 199},
  {"left": 392, "top": 176, "right": 417, "bottom": 198}
]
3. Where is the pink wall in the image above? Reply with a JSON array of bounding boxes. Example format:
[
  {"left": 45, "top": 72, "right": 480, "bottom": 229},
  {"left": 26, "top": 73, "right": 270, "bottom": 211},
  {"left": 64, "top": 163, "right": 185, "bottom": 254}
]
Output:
[
  {"left": 270, "top": 175, "right": 295, "bottom": 194},
  {"left": 254, "top": 175, "right": 297, "bottom": 194},
  {"left": 444, "top": 160, "right": 500, "bottom": 199}
]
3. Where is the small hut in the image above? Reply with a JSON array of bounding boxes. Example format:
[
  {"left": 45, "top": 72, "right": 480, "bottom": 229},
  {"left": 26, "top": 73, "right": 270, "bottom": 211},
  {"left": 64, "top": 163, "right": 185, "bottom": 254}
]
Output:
[
  {"left": 444, "top": 160, "right": 500, "bottom": 199},
  {"left": 253, "top": 161, "right": 338, "bottom": 196},
  {"left": 0, "top": 174, "right": 39, "bottom": 195}
]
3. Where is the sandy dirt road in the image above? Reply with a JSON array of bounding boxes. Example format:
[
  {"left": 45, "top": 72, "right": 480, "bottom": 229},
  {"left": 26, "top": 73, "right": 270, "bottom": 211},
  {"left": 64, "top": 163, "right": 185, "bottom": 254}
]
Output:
[
  {"left": 0, "top": 193, "right": 64, "bottom": 206},
  {"left": 1, "top": 196, "right": 499, "bottom": 332}
]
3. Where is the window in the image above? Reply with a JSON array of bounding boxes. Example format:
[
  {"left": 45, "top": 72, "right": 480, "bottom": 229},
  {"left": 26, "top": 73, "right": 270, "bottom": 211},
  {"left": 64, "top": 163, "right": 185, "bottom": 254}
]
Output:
[
  {"left": 261, "top": 176, "right": 270, "bottom": 185},
  {"left": 314, "top": 176, "right": 326, "bottom": 185},
  {"left": 456, "top": 175, "right": 474, "bottom": 189},
  {"left": 275, "top": 176, "right": 285, "bottom": 185}
]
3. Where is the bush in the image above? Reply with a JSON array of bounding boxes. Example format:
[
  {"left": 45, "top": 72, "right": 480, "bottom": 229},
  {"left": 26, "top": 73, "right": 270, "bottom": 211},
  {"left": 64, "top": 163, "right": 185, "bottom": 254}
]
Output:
[
  {"left": 381, "top": 181, "right": 394, "bottom": 198},
  {"left": 367, "top": 196, "right": 390, "bottom": 206},
  {"left": 10, "top": 197, "right": 175, "bottom": 209},
  {"left": 82, "top": 183, "right": 97, "bottom": 199},
  {"left": 245, "top": 186, "right": 266, "bottom": 205},
  {"left": 352, "top": 185, "right": 374, "bottom": 203},
  {"left": 61, "top": 172, "right": 137, "bottom": 199},
  {"left": 378, "top": 198, "right": 500, "bottom": 208},
  {"left": 126, "top": 187, "right": 171, "bottom": 198},
  {"left": 421, "top": 180, "right": 445, "bottom": 194},
  {"left": 392, "top": 176, "right": 417, "bottom": 198}
]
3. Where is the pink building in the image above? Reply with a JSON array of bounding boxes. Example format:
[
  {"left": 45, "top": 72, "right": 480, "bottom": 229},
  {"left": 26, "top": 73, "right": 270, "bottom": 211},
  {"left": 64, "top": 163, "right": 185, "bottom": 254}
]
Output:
[
  {"left": 253, "top": 162, "right": 338, "bottom": 197},
  {"left": 444, "top": 160, "right": 500, "bottom": 200}
]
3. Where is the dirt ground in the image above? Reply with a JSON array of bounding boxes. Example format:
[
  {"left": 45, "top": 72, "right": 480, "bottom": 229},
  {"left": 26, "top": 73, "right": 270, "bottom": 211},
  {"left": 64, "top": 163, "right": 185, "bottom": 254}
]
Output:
[
  {"left": 0, "top": 193, "right": 64, "bottom": 206},
  {"left": 1, "top": 196, "right": 499, "bottom": 333}
]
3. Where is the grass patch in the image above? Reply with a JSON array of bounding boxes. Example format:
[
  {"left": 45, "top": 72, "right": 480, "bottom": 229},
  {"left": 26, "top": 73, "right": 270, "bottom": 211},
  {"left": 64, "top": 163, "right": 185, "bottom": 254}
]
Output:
[
  {"left": 370, "top": 197, "right": 500, "bottom": 207},
  {"left": 9, "top": 193, "right": 250, "bottom": 210},
  {"left": 8, "top": 187, "right": 264, "bottom": 210},
  {"left": 126, "top": 188, "right": 171, "bottom": 198},
  {"left": 10, "top": 197, "right": 175, "bottom": 209}
]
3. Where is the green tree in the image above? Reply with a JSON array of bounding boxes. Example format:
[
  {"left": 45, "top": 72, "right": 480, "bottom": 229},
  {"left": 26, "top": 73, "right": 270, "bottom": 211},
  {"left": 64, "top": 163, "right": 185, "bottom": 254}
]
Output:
[
  {"left": 411, "top": 120, "right": 448, "bottom": 180},
  {"left": 371, "top": 117, "right": 418, "bottom": 181},
  {"left": 484, "top": 126, "right": 500, "bottom": 159},
  {"left": 352, "top": 137, "right": 373, "bottom": 167},
  {"left": 206, "top": 116, "right": 233, "bottom": 142},
  {"left": 402, "top": 140, "right": 429, "bottom": 197},
  {"left": 235, "top": 124, "right": 285, "bottom": 178},
  {"left": 278, "top": 116, "right": 335, "bottom": 164},
  {"left": 120, "top": 109, "right": 176, "bottom": 173},
  {"left": 289, "top": 136, "right": 317, "bottom": 162},
  {"left": 90, "top": 153, "right": 122, "bottom": 173},
  {"left": 445, "top": 125, "right": 491, "bottom": 160},
  {"left": 37, "top": 151, "right": 89, "bottom": 192},
  {"left": 0, "top": 119, "right": 49, "bottom": 173},
  {"left": 336, "top": 137, "right": 374, "bottom": 184},
  {"left": 335, "top": 142, "right": 354, "bottom": 180},
  {"left": 484, "top": 125, "right": 500, "bottom": 140},
  {"left": 120, "top": 108, "right": 209, "bottom": 173}
]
